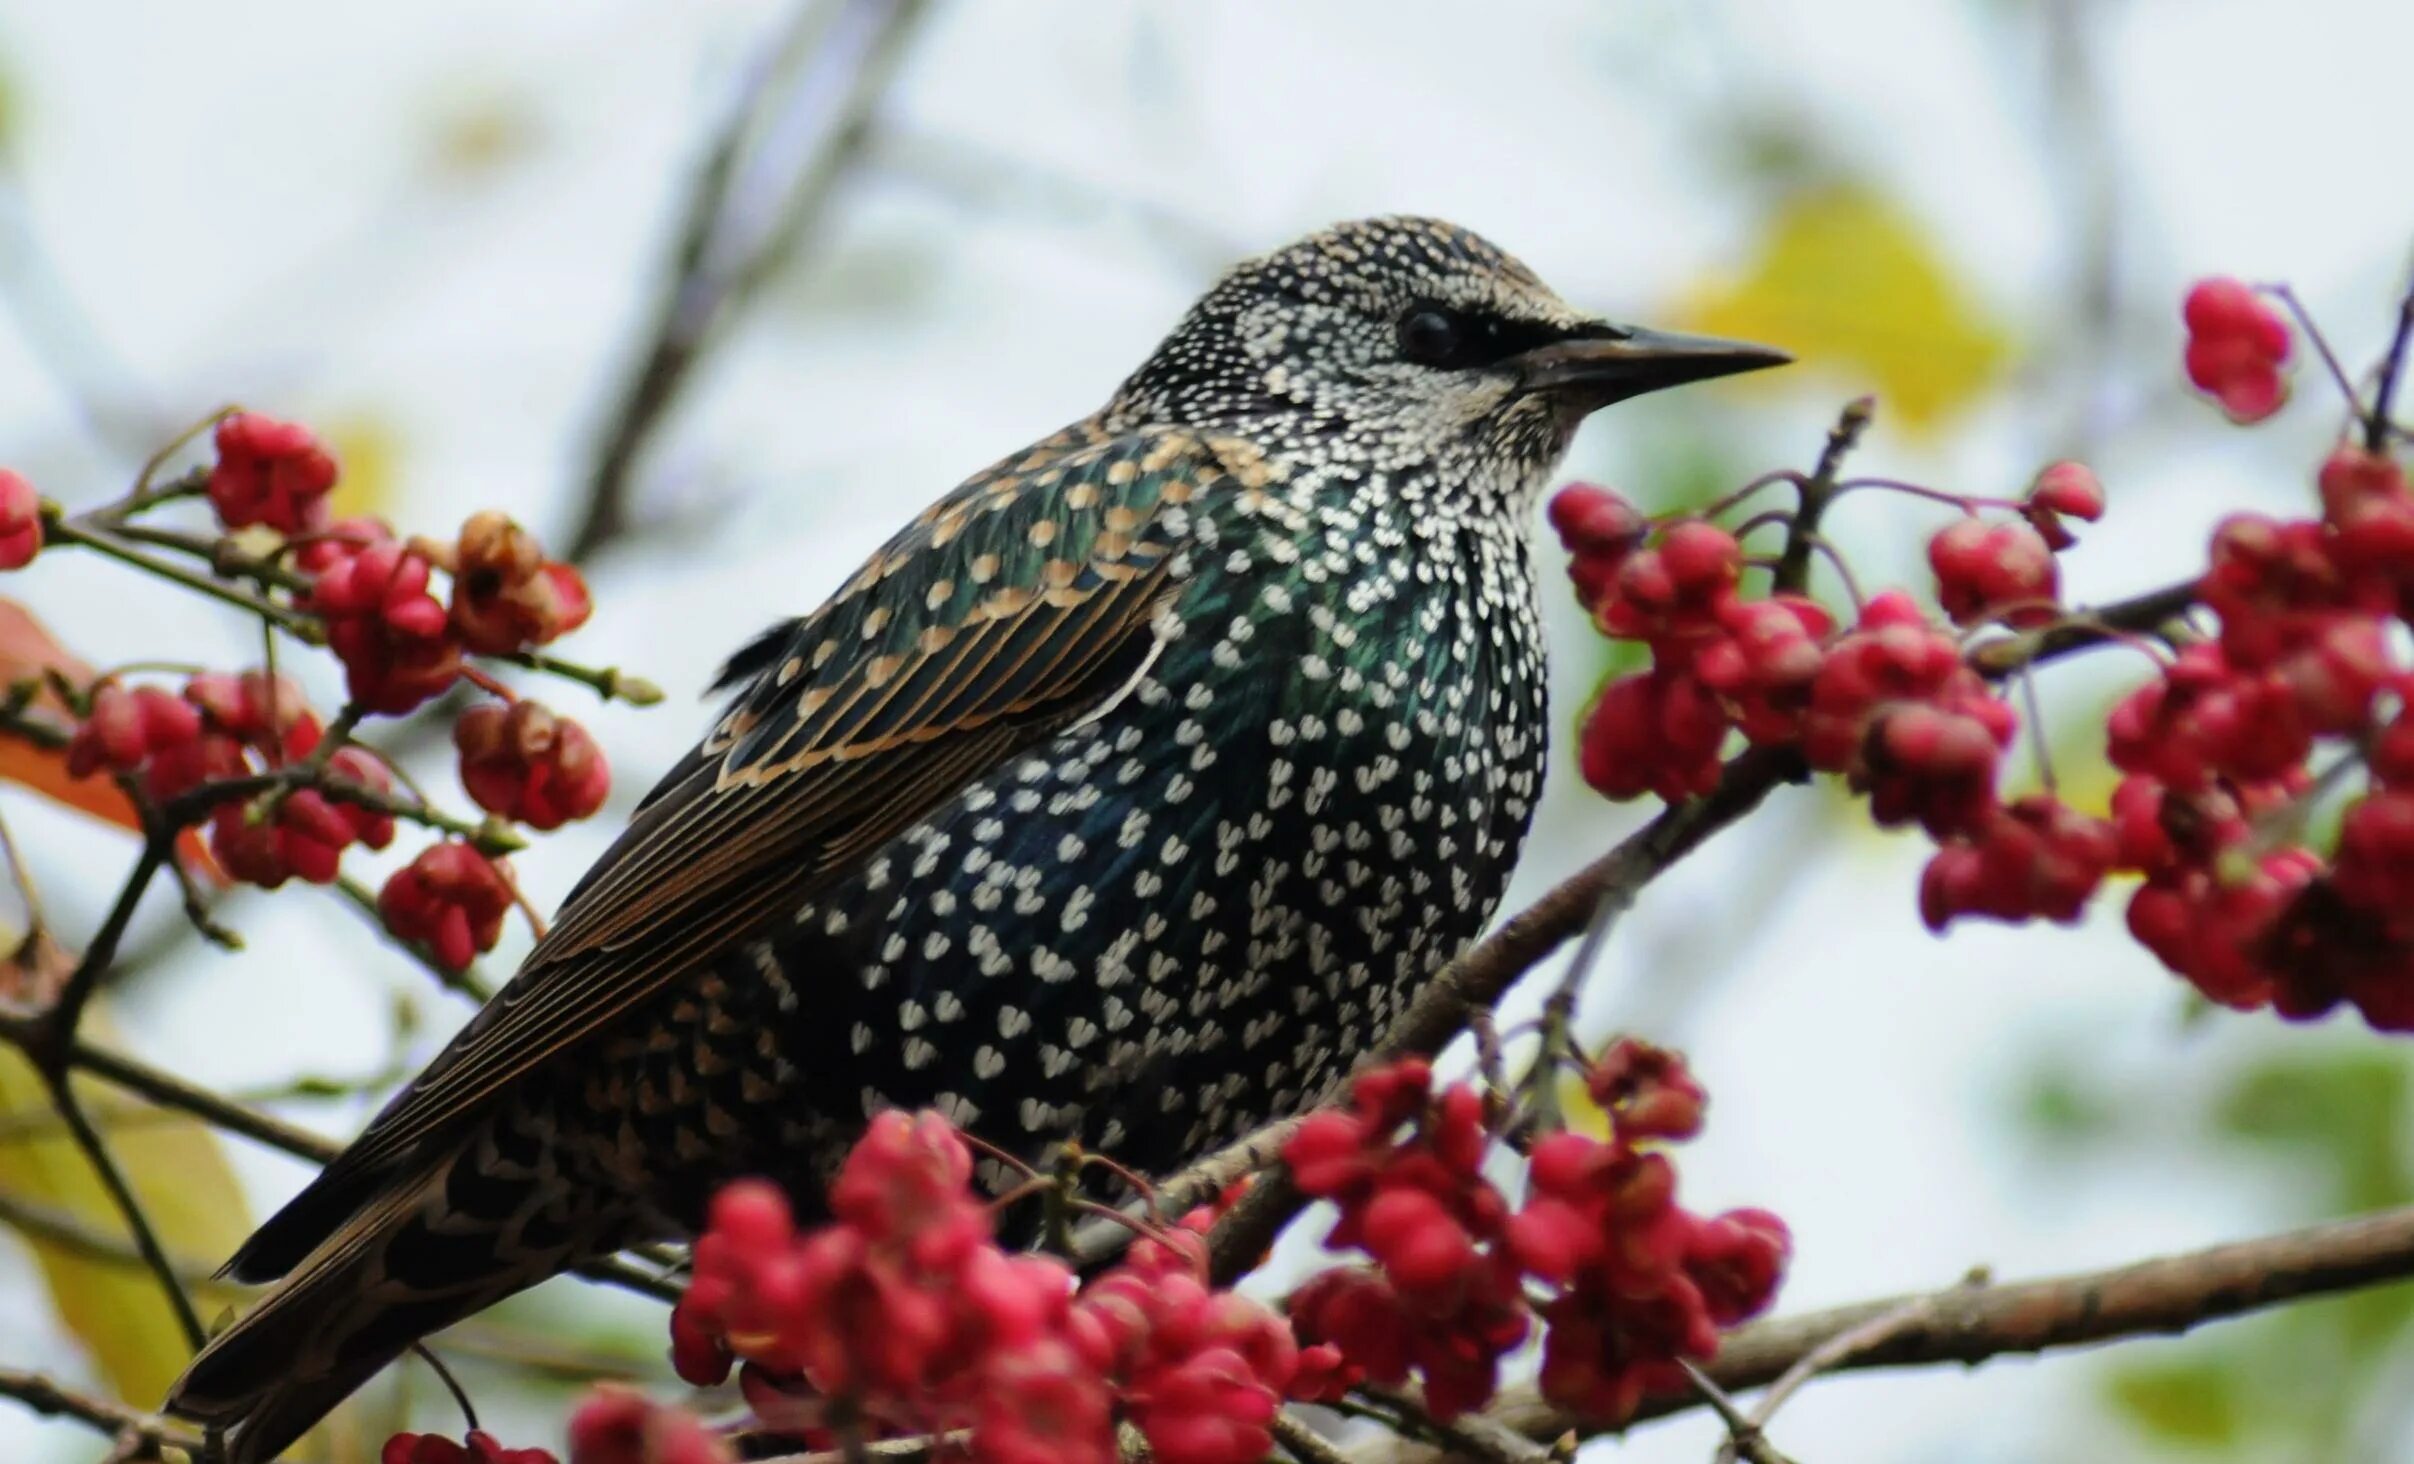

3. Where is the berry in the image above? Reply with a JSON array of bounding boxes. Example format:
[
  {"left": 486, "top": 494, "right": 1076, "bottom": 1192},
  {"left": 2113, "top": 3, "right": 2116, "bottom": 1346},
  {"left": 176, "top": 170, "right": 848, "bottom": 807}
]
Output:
[
  {"left": 1927, "top": 518, "right": 2060, "bottom": 628},
  {"left": 209, "top": 413, "right": 339, "bottom": 534},
  {"left": 209, "top": 747, "right": 396, "bottom": 888},
  {"left": 2182, "top": 277, "right": 2291, "bottom": 423},
  {"left": 455, "top": 700, "right": 612, "bottom": 829},
  {"left": 304, "top": 529, "right": 462, "bottom": 713},
  {"left": 449, "top": 512, "right": 593, "bottom": 656},
  {"left": 379, "top": 842, "right": 515, "bottom": 971},
  {"left": 0, "top": 469, "right": 42, "bottom": 569},
  {"left": 381, "top": 1431, "right": 557, "bottom": 1464},
  {"left": 564, "top": 1389, "right": 730, "bottom": 1464}
]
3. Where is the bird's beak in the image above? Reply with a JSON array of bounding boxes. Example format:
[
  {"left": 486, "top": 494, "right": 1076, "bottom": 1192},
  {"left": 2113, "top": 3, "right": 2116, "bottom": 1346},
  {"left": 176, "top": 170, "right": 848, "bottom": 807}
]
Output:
[{"left": 1511, "top": 325, "right": 1792, "bottom": 406}]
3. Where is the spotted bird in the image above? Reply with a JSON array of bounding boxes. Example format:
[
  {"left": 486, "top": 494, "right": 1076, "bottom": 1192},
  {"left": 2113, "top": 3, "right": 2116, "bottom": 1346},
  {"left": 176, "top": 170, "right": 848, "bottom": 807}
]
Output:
[{"left": 168, "top": 216, "right": 1786, "bottom": 1460}]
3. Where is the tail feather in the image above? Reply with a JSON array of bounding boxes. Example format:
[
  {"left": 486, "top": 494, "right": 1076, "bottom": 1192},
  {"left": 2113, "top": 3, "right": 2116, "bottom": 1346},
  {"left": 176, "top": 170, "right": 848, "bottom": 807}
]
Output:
[{"left": 171, "top": 1140, "right": 611, "bottom": 1464}]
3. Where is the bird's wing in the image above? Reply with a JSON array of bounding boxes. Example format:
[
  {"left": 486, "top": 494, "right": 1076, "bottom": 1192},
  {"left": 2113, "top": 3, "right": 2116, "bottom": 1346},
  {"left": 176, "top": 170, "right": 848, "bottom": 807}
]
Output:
[{"left": 317, "top": 425, "right": 1225, "bottom": 1190}]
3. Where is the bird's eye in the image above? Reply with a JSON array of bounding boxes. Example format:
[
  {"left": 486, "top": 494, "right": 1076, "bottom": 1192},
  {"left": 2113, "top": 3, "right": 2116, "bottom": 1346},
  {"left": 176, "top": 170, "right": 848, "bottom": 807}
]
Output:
[{"left": 1397, "top": 307, "right": 1469, "bottom": 367}]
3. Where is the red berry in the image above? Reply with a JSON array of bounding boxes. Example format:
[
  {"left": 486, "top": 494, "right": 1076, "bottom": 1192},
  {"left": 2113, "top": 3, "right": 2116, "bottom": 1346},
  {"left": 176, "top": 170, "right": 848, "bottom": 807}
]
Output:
[
  {"left": 450, "top": 511, "right": 593, "bottom": 655},
  {"left": 454, "top": 700, "right": 612, "bottom": 829},
  {"left": 1927, "top": 517, "right": 2060, "bottom": 628},
  {"left": 0, "top": 469, "right": 43, "bottom": 569},
  {"left": 378, "top": 842, "right": 514, "bottom": 971},
  {"left": 2181, "top": 277, "right": 2291, "bottom": 423},
  {"left": 209, "top": 413, "right": 339, "bottom": 534}
]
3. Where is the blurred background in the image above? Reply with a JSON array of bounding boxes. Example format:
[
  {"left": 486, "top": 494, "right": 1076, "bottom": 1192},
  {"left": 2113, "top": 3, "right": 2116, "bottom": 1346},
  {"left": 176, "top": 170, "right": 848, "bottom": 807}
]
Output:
[{"left": 0, "top": 1, "right": 2409, "bottom": 1460}]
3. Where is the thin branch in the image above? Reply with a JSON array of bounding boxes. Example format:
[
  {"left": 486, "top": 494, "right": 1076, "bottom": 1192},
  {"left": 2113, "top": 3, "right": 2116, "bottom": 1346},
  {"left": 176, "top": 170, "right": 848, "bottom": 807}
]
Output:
[
  {"left": 38, "top": 1070, "right": 206, "bottom": 1350},
  {"left": 1678, "top": 1361, "right": 1794, "bottom": 1464},
  {"left": 1770, "top": 396, "right": 1873, "bottom": 598},
  {"left": 2369, "top": 255, "right": 2414, "bottom": 453},
  {"left": 1710, "top": 1280, "right": 1977, "bottom": 1464},
  {"left": 568, "top": 0, "right": 933, "bottom": 561},
  {"left": 0, "top": 1365, "right": 204, "bottom": 1456},
  {"left": 1273, "top": 1411, "right": 1357, "bottom": 1464}
]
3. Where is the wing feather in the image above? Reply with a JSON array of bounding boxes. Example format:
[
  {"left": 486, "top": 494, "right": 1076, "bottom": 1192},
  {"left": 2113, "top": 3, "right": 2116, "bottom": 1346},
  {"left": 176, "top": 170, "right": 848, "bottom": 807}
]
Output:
[{"left": 294, "top": 428, "right": 1215, "bottom": 1193}]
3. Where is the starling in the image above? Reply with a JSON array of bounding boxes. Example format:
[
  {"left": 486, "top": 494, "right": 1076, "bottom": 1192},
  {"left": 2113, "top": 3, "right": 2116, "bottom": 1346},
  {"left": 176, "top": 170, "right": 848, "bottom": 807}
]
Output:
[{"left": 168, "top": 216, "right": 1784, "bottom": 1460}]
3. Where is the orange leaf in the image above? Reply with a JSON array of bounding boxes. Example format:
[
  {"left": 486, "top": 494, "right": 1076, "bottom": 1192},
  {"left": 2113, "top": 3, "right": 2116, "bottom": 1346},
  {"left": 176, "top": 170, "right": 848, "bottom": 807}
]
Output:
[{"left": 0, "top": 597, "right": 218, "bottom": 877}]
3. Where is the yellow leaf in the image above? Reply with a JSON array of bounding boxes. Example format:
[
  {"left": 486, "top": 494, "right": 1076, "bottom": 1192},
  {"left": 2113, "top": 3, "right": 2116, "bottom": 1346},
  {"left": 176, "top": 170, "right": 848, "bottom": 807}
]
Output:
[
  {"left": 1679, "top": 185, "right": 2010, "bottom": 431},
  {"left": 0, "top": 1006, "right": 250, "bottom": 1406},
  {"left": 321, "top": 414, "right": 404, "bottom": 523},
  {"left": 1557, "top": 1071, "right": 1611, "bottom": 1140}
]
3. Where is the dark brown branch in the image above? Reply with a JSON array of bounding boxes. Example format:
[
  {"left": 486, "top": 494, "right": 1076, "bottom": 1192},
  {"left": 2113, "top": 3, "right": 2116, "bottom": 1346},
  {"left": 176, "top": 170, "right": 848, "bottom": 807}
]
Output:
[
  {"left": 1418, "top": 1202, "right": 2414, "bottom": 1458},
  {"left": 2370, "top": 256, "right": 2414, "bottom": 453},
  {"left": 568, "top": 0, "right": 933, "bottom": 561},
  {"left": 0, "top": 1365, "right": 203, "bottom": 1456},
  {"left": 36, "top": 1070, "right": 206, "bottom": 1350}
]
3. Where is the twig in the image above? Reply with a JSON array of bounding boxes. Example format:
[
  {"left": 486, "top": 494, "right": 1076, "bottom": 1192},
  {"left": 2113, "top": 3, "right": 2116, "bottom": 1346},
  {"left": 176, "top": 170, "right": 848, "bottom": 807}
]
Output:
[
  {"left": 2369, "top": 256, "right": 2414, "bottom": 453},
  {"left": 45, "top": 845, "right": 164, "bottom": 1043},
  {"left": 38, "top": 1069, "right": 206, "bottom": 1350},
  {"left": 1403, "top": 1201, "right": 2414, "bottom": 1457},
  {"left": 1711, "top": 1279, "right": 1979, "bottom": 1464},
  {"left": 1678, "top": 1361, "right": 1794, "bottom": 1464},
  {"left": 0, "top": 1365, "right": 204, "bottom": 1456},
  {"left": 569, "top": 0, "right": 933, "bottom": 561},
  {"left": 1273, "top": 1410, "right": 1356, "bottom": 1464},
  {"left": 1770, "top": 396, "right": 1873, "bottom": 598},
  {"left": 0, "top": 1186, "right": 237, "bottom": 1289}
]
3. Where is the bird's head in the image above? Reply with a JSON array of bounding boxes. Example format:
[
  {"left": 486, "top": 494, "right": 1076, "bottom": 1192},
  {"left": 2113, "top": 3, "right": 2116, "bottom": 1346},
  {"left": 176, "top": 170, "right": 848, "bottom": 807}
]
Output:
[{"left": 1107, "top": 215, "right": 1788, "bottom": 503}]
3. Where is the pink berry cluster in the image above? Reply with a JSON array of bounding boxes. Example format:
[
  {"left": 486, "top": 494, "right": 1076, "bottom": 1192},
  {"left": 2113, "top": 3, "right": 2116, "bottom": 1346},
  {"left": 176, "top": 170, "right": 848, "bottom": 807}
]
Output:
[
  {"left": 298, "top": 511, "right": 591, "bottom": 716},
  {"left": 67, "top": 671, "right": 397, "bottom": 887},
  {"left": 382, "top": 1389, "right": 742, "bottom": 1464},
  {"left": 2183, "top": 278, "right": 2292, "bottom": 423},
  {"left": 24, "top": 410, "right": 630, "bottom": 972},
  {"left": 2111, "top": 440, "right": 2414, "bottom": 1027},
  {"left": 1552, "top": 460, "right": 2120, "bottom": 932},
  {"left": 382, "top": 1431, "right": 557, "bottom": 1464},
  {"left": 1283, "top": 1047, "right": 1788, "bottom": 1424},
  {"left": 666, "top": 1110, "right": 1309, "bottom": 1464},
  {"left": 1555, "top": 271, "right": 2414, "bottom": 1032}
]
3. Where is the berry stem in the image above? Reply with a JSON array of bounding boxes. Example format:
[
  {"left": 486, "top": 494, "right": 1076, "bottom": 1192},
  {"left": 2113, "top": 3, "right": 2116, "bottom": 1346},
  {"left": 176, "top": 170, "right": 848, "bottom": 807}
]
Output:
[
  {"left": 504, "top": 652, "right": 665, "bottom": 707},
  {"left": 2368, "top": 258, "right": 2414, "bottom": 453},
  {"left": 1771, "top": 398, "right": 1873, "bottom": 598},
  {"left": 119, "top": 414, "right": 231, "bottom": 510},
  {"left": 1830, "top": 478, "right": 2021, "bottom": 513},
  {"left": 1697, "top": 469, "right": 1807, "bottom": 523},
  {"left": 38, "top": 513, "right": 323, "bottom": 643},
  {"left": 2261, "top": 283, "right": 2366, "bottom": 420}
]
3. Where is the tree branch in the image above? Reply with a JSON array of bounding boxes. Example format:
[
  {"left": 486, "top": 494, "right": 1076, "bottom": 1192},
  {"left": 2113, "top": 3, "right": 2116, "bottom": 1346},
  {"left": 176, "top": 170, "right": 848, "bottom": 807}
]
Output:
[
  {"left": 1394, "top": 1203, "right": 2414, "bottom": 1458},
  {"left": 567, "top": 0, "right": 933, "bottom": 561},
  {"left": 0, "top": 1365, "right": 203, "bottom": 1457}
]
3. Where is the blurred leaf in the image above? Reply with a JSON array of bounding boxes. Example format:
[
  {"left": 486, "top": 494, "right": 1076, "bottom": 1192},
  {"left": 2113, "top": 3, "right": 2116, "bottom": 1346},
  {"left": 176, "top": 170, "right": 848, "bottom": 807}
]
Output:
[
  {"left": 0, "top": 597, "right": 218, "bottom": 877},
  {"left": 1679, "top": 185, "right": 2009, "bottom": 431},
  {"left": 2214, "top": 1048, "right": 2410, "bottom": 1214},
  {"left": 2018, "top": 1060, "right": 2118, "bottom": 1142},
  {"left": 1558, "top": 1072, "right": 1609, "bottom": 1140},
  {"left": 2102, "top": 1353, "right": 2247, "bottom": 1447},
  {"left": 423, "top": 90, "right": 542, "bottom": 183},
  {"left": 0, "top": 930, "right": 250, "bottom": 1404},
  {"left": 323, "top": 414, "right": 404, "bottom": 523}
]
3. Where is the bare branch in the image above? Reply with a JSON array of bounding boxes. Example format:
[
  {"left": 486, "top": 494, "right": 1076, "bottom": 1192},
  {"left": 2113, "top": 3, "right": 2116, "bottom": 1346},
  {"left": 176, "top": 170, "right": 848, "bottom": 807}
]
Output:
[
  {"left": 0, "top": 1365, "right": 203, "bottom": 1457},
  {"left": 567, "top": 0, "right": 934, "bottom": 561},
  {"left": 1403, "top": 1203, "right": 2414, "bottom": 1459}
]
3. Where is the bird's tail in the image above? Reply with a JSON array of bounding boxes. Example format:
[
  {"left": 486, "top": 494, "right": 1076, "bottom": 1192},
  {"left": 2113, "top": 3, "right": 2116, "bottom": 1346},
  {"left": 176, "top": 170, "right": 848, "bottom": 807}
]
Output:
[{"left": 167, "top": 1139, "right": 603, "bottom": 1464}]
